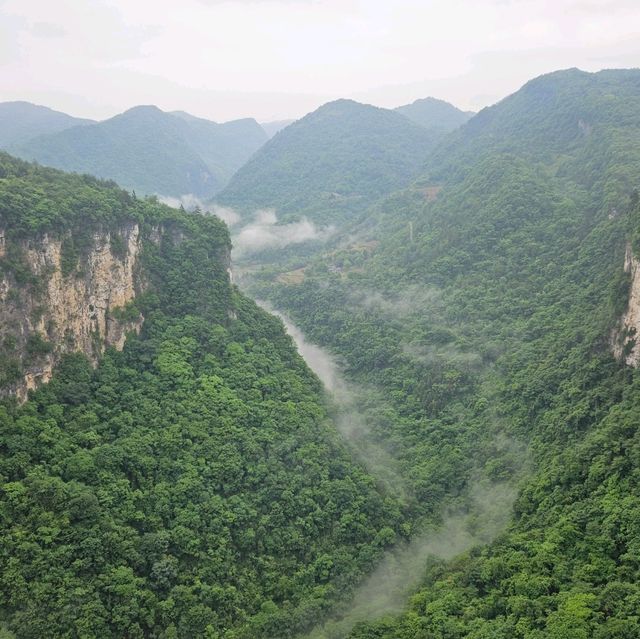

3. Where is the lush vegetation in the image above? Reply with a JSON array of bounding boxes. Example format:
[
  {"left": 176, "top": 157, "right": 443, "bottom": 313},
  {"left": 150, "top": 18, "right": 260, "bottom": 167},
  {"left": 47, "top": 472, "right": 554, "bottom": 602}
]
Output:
[
  {"left": 243, "top": 69, "right": 640, "bottom": 637},
  {"left": 5, "top": 67, "right": 640, "bottom": 639},
  {"left": 0, "top": 156, "right": 404, "bottom": 638},
  {"left": 11, "top": 106, "right": 267, "bottom": 198},
  {"left": 395, "top": 97, "right": 473, "bottom": 132},
  {"left": 0, "top": 101, "right": 93, "bottom": 149},
  {"left": 0, "top": 152, "right": 183, "bottom": 235},
  {"left": 217, "top": 100, "right": 443, "bottom": 225}
]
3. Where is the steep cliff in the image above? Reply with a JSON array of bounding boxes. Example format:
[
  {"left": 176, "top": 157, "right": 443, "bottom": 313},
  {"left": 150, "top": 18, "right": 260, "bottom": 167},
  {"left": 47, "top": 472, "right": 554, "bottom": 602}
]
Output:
[
  {"left": 0, "top": 223, "right": 146, "bottom": 398},
  {"left": 612, "top": 241, "right": 640, "bottom": 366},
  {"left": 0, "top": 152, "right": 232, "bottom": 400}
]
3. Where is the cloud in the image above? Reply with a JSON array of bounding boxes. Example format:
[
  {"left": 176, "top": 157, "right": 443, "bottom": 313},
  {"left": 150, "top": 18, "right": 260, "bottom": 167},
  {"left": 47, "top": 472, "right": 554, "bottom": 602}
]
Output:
[
  {"left": 157, "top": 194, "right": 242, "bottom": 226},
  {"left": 257, "top": 300, "right": 408, "bottom": 498},
  {"left": 4, "top": 0, "right": 640, "bottom": 120},
  {"left": 309, "top": 478, "right": 518, "bottom": 638},
  {"left": 209, "top": 205, "right": 241, "bottom": 227},
  {"left": 232, "top": 209, "right": 334, "bottom": 257}
]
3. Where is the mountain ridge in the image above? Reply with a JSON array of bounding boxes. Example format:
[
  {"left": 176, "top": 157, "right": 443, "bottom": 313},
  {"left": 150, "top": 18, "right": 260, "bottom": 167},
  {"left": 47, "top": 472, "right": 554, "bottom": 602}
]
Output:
[
  {"left": 8, "top": 104, "right": 268, "bottom": 198},
  {"left": 0, "top": 101, "right": 95, "bottom": 148},
  {"left": 217, "top": 98, "right": 445, "bottom": 225}
]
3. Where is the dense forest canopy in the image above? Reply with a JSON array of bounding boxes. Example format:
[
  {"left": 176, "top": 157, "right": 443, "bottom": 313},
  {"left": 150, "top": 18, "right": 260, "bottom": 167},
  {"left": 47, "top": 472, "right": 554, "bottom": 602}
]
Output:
[
  {"left": 244, "top": 68, "right": 640, "bottom": 638},
  {"left": 5, "top": 105, "right": 267, "bottom": 199},
  {"left": 394, "top": 97, "right": 473, "bottom": 132},
  {"left": 0, "top": 156, "right": 405, "bottom": 638},
  {"left": 3, "top": 67, "right": 640, "bottom": 639},
  {"left": 216, "top": 99, "right": 446, "bottom": 225}
]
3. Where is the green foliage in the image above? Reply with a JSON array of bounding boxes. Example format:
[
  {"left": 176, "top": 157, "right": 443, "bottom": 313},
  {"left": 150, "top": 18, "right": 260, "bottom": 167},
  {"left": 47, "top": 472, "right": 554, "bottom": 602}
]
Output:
[
  {"left": 24, "top": 332, "right": 53, "bottom": 361},
  {"left": 11, "top": 106, "right": 267, "bottom": 198},
  {"left": 5, "top": 68, "right": 640, "bottom": 639},
  {"left": 110, "top": 300, "right": 141, "bottom": 323},
  {"left": 244, "top": 69, "right": 640, "bottom": 637},
  {"left": 0, "top": 151, "right": 235, "bottom": 242},
  {"left": 0, "top": 155, "right": 402, "bottom": 638},
  {"left": 0, "top": 305, "right": 401, "bottom": 638},
  {"left": 59, "top": 235, "right": 79, "bottom": 277},
  {"left": 395, "top": 96, "right": 473, "bottom": 132},
  {"left": 218, "top": 100, "right": 443, "bottom": 225},
  {"left": 0, "top": 101, "right": 93, "bottom": 149}
]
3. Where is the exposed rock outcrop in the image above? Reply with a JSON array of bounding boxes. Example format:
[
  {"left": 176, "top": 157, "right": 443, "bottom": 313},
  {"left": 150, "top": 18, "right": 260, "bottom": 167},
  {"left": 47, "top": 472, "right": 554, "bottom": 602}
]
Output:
[
  {"left": 0, "top": 223, "right": 145, "bottom": 400},
  {"left": 612, "top": 242, "right": 640, "bottom": 366}
]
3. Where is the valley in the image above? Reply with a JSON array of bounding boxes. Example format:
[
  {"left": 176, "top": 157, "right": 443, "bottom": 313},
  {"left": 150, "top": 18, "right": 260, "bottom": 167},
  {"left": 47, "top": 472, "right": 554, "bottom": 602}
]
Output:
[{"left": 2, "top": 67, "right": 640, "bottom": 639}]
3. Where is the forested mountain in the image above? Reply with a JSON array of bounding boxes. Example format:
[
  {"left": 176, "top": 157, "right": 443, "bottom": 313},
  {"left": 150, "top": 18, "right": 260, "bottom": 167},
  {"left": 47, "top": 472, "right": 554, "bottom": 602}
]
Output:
[
  {"left": 170, "top": 110, "right": 268, "bottom": 185},
  {"left": 5, "top": 66, "right": 640, "bottom": 639},
  {"left": 422, "top": 67, "right": 640, "bottom": 198},
  {"left": 0, "top": 101, "right": 94, "bottom": 148},
  {"left": 217, "top": 99, "right": 442, "bottom": 224},
  {"left": 261, "top": 119, "right": 296, "bottom": 138},
  {"left": 243, "top": 68, "right": 640, "bottom": 637},
  {"left": 0, "top": 154, "right": 403, "bottom": 638},
  {"left": 394, "top": 96, "right": 473, "bottom": 131},
  {"left": 11, "top": 106, "right": 267, "bottom": 198}
]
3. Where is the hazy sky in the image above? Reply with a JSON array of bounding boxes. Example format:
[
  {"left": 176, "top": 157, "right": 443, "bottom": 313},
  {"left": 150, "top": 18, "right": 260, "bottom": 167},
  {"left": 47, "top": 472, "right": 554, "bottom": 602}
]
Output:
[{"left": 1, "top": 0, "right": 639, "bottom": 122}]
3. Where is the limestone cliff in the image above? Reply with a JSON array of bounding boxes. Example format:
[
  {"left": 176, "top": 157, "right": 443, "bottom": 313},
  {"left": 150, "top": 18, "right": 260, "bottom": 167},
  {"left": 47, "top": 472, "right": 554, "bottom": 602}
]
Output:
[
  {"left": 0, "top": 223, "right": 145, "bottom": 400},
  {"left": 612, "top": 242, "right": 640, "bottom": 366}
]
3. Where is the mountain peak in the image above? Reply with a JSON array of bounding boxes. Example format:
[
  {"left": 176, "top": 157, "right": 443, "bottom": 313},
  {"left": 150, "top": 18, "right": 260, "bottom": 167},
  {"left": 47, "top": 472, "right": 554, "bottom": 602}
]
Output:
[
  {"left": 395, "top": 96, "right": 473, "bottom": 132},
  {"left": 0, "top": 101, "right": 94, "bottom": 148},
  {"left": 118, "top": 104, "right": 165, "bottom": 119}
]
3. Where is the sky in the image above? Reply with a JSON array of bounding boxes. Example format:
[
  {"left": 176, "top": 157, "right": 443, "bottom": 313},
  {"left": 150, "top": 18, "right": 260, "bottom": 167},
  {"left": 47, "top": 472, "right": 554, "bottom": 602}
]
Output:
[{"left": 1, "top": 0, "right": 639, "bottom": 123}]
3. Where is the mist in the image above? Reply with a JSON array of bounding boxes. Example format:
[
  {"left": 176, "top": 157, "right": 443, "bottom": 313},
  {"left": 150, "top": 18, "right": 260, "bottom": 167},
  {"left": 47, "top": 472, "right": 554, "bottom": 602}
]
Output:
[
  {"left": 256, "top": 300, "right": 408, "bottom": 499},
  {"left": 353, "top": 284, "right": 445, "bottom": 321},
  {"left": 233, "top": 209, "right": 334, "bottom": 258},
  {"left": 158, "top": 194, "right": 242, "bottom": 227},
  {"left": 255, "top": 300, "right": 522, "bottom": 638},
  {"left": 307, "top": 479, "right": 518, "bottom": 639}
]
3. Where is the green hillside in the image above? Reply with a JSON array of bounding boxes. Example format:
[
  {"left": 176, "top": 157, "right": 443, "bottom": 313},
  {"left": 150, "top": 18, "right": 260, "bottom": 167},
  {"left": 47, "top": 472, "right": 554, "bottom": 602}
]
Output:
[
  {"left": 0, "top": 154, "right": 402, "bottom": 638},
  {"left": 170, "top": 110, "right": 268, "bottom": 185},
  {"left": 5, "top": 66, "right": 640, "bottom": 639},
  {"left": 260, "top": 119, "right": 296, "bottom": 138},
  {"left": 395, "top": 97, "right": 473, "bottom": 131},
  {"left": 244, "top": 69, "right": 640, "bottom": 637},
  {"left": 217, "top": 99, "right": 442, "bottom": 224},
  {"left": 0, "top": 101, "right": 94, "bottom": 148},
  {"left": 12, "top": 106, "right": 267, "bottom": 198}
]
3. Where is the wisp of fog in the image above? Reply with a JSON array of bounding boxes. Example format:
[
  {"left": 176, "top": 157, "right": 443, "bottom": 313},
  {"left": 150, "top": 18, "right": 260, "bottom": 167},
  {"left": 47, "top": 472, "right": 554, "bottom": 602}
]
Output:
[
  {"left": 306, "top": 479, "right": 517, "bottom": 639},
  {"left": 256, "top": 300, "right": 408, "bottom": 499},
  {"left": 233, "top": 209, "right": 334, "bottom": 257},
  {"left": 254, "top": 299, "right": 521, "bottom": 639}
]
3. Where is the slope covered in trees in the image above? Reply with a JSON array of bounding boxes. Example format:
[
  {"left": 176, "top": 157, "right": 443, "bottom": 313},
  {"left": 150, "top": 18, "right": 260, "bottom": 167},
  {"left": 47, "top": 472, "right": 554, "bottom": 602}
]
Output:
[
  {"left": 0, "top": 101, "right": 94, "bottom": 149},
  {"left": 5, "top": 67, "right": 640, "bottom": 639},
  {"left": 394, "top": 97, "right": 473, "bottom": 132},
  {"left": 261, "top": 119, "right": 296, "bottom": 138},
  {"left": 0, "top": 155, "right": 403, "bottom": 638},
  {"left": 217, "top": 100, "right": 442, "bottom": 225},
  {"left": 11, "top": 106, "right": 267, "bottom": 198},
  {"left": 243, "top": 69, "right": 640, "bottom": 637}
]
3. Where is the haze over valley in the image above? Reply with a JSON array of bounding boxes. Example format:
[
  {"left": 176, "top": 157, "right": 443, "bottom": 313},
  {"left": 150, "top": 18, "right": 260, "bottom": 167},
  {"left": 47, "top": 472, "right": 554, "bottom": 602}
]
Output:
[{"left": 2, "top": 2, "right": 640, "bottom": 638}]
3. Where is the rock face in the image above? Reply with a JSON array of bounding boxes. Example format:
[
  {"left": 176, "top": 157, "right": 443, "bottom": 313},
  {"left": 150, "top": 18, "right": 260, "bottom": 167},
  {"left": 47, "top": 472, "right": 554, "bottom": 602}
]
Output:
[
  {"left": 0, "top": 222, "right": 145, "bottom": 400},
  {"left": 612, "top": 242, "right": 640, "bottom": 366}
]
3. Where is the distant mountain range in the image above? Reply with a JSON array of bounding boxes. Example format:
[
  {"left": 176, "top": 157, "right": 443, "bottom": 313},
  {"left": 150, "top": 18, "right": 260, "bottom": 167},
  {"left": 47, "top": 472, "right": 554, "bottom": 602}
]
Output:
[
  {"left": 217, "top": 97, "right": 471, "bottom": 224},
  {"left": 395, "top": 96, "right": 474, "bottom": 131},
  {"left": 0, "top": 96, "right": 470, "bottom": 201},
  {"left": 260, "top": 119, "right": 296, "bottom": 138},
  {"left": 0, "top": 101, "right": 94, "bottom": 148},
  {"left": 1, "top": 102, "right": 267, "bottom": 198}
]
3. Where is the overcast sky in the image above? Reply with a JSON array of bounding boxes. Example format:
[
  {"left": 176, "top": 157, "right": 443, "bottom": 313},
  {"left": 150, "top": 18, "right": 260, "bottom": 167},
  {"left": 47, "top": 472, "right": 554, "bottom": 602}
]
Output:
[{"left": 1, "top": 0, "right": 639, "bottom": 123}]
